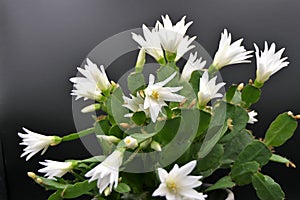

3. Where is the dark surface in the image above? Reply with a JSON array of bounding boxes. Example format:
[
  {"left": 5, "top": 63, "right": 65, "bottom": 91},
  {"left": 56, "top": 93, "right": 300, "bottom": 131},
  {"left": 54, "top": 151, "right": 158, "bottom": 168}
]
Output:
[{"left": 1, "top": 0, "right": 300, "bottom": 199}]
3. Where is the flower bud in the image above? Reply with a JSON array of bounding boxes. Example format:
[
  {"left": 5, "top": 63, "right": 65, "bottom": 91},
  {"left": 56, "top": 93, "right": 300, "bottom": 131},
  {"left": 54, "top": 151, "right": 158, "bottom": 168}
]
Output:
[
  {"left": 81, "top": 103, "right": 101, "bottom": 113},
  {"left": 124, "top": 136, "right": 138, "bottom": 149},
  {"left": 104, "top": 187, "right": 111, "bottom": 196},
  {"left": 36, "top": 178, "right": 43, "bottom": 184},
  {"left": 237, "top": 83, "right": 244, "bottom": 91},
  {"left": 27, "top": 172, "right": 36, "bottom": 179},
  {"left": 151, "top": 141, "right": 162, "bottom": 152},
  {"left": 97, "top": 135, "right": 121, "bottom": 144},
  {"left": 288, "top": 111, "right": 294, "bottom": 117},
  {"left": 120, "top": 123, "right": 131, "bottom": 129},
  {"left": 140, "top": 138, "right": 152, "bottom": 149},
  {"left": 135, "top": 49, "right": 146, "bottom": 73}
]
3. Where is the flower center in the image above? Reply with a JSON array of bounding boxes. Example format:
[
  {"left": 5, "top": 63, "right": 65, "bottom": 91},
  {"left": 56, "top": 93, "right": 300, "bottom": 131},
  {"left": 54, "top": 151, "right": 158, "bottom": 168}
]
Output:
[
  {"left": 151, "top": 90, "right": 159, "bottom": 100},
  {"left": 125, "top": 138, "right": 132, "bottom": 145},
  {"left": 166, "top": 180, "right": 177, "bottom": 193}
]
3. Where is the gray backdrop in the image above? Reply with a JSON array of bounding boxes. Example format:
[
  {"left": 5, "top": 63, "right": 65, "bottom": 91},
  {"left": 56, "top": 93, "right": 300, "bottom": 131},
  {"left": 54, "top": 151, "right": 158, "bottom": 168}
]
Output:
[{"left": 1, "top": 0, "right": 300, "bottom": 199}]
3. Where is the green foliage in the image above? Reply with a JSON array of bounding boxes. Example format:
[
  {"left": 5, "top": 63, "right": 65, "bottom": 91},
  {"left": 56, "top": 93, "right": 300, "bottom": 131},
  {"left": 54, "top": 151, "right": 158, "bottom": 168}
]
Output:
[
  {"left": 108, "top": 125, "right": 123, "bottom": 138},
  {"left": 131, "top": 111, "right": 147, "bottom": 126},
  {"left": 231, "top": 161, "right": 260, "bottom": 185},
  {"left": 205, "top": 176, "right": 236, "bottom": 192},
  {"left": 156, "top": 65, "right": 178, "bottom": 86},
  {"left": 127, "top": 72, "right": 145, "bottom": 94},
  {"left": 252, "top": 173, "right": 285, "bottom": 200},
  {"left": 24, "top": 20, "right": 299, "bottom": 200},
  {"left": 225, "top": 85, "right": 238, "bottom": 102},
  {"left": 107, "top": 87, "right": 130, "bottom": 124},
  {"left": 196, "top": 110, "right": 211, "bottom": 138},
  {"left": 154, "top": 117, "right": 181, "bottom": 145},
  {"left": 61, "top": 180, "right": 96, "bottom": 198},
  {"left": 114, "top": 183, "right": 131, "bottom": 194},
  {"left": 264, "top": 112, "right": 298, "bottom": 147},
  {"left": 234, "top": 140, "right": 272, "bottom": 167},
  {"left": 48, "top": 191, "right": 63, "bottom": 200},
  {"left": 220, "top": 129, "right": 253, "bottom": 165},
  {"left": 241, "top": 84, "right": 261, "bottom": 108},
  {"left": 199, "top": 101, "right": 228, "bottom": 158},
  {"left": 189, "top": 70, "right": 203, "bottom": 94},
  {"left": 270, "top": 154, "right": 292, "bottom": 165},
  {"left": 196, "top": 144, "right": 224, "bottom": 177},
  {"left": 31, "top": 176, "right": 96, "bottom": 199},
  {"left": 226, "top": 103, "right": 249, "bottom": 131}
]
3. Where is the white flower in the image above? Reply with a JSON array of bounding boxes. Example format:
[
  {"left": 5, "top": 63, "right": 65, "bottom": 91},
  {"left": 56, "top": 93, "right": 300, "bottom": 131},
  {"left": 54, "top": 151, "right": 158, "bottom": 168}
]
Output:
[
  {"left": 123, "top": 92, "right": 149, "bottom": 117},
  {"left": 85, "top": 149, "right": 124, "bottom": 194},
  {"left": 38, "top": 160, "right": 73, "bottom": 180},
  {"left": 18, "top": 128, "right": 61, "bottom": 161},
  {"left": 144, "top": 72, "right": 185, "bottom": 122},
  {"left": 198, "top": 71, "right": 226, "bottom": 107},
  {"left": 132, "top": 25, "right": 164, "bottom": 62},
  {"left": 248, "top": 110, "right": 258, "bottom": 124},
  {"left": 70, "top": 58, "right": 112, "bottom": 101},
  {"left": 153, "top": 160, "right": 207, "bottom": 200},
  {"left": 156, "top": 15, "right": 195, "bottom": 60},
  {"left": 181, "top": 52, "right": 207, "bottom": 81},
  {"left": 123, "top": 136, "right": 138, "bottom": 149},
  {"left": 254, "top": 42, "right": 289, "bottom": 84},
  {"left": 175, "top": 35, "right": 196, "bottom": 61},
  {"left": 212, "top": 29, "right": 253, "bottom": 69}
]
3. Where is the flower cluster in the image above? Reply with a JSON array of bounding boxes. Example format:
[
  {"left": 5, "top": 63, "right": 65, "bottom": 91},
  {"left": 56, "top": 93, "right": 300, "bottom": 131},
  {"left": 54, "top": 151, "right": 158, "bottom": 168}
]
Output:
[{"left": 18, "top": 14, "right": 296, "bottom": 200}]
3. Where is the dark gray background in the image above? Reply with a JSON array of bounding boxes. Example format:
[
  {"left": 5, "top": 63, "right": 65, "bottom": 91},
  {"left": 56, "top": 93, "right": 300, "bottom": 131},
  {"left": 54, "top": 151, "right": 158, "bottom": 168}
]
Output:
[{"left": 1, "top": 0, "right": 300, "bottom": 199}]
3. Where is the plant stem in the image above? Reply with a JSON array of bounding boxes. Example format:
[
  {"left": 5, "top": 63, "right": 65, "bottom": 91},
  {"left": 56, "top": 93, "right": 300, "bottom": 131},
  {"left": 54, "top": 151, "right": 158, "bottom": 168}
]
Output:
[{"left": 62, "top": 127, "right": 95, "bottom": 142}]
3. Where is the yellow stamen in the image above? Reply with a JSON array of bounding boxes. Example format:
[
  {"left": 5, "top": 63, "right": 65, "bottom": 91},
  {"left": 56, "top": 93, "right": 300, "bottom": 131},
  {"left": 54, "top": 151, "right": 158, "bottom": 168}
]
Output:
[
  {"left": 125, "top": 138, "right": 131, "bottom": 144},
  {"left": 151, "top": 90, "right": 159, "bottom": 99},
  {"left": 166, "top": 181, "right": 177, "bottom": 193}
]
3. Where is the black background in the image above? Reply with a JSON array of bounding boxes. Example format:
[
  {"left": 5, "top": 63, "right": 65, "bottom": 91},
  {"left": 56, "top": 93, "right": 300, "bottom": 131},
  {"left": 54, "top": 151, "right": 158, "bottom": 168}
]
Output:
[{"left": 1, "top": 0, "right": 300, "bottom": 199}]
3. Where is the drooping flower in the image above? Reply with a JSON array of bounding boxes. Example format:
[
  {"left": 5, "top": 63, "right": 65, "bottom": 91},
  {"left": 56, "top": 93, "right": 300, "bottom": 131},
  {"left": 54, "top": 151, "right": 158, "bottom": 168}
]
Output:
[
  {"left": 181, "top": 52, "right": 207, "bottom": 81},
  {"left": 248, "top": 110, "right": 258, "bottom": 124},
  {"left": 132, "top": 25, "right": 164, "bottom": 63},
  {"left": 38, "top": 160, "right": 74, "bottom": 180},
  {"left": 153, "top": 160, "right": 207, "bottom": 200},
  {"left": 70, "top": 58, "right": 112, "bottom": 101},
  {"left": 156, "top": 15, "right": 195, "bottom": 61},
  {"left": 85, "top": 149, "right": 124, "bottom": 194},
  {"left": 254, "top": 42, "right": 289, "bottom": 85},
  {"left": 144, "top": 72, "right": 185, "bottom": 122},
  {"left": 123, "top": 92, "right": 149, "bottom": 118},
  {"left": 212, "top": 29, "right": 253, "bottom": 70},
  {"left": 123, "top": 136, "right": 138, "bottom": 149},
  {"left": 18, "top": 128, "right": 62, "bottom": 161},
  {"left": 198, "top": 71, "right": 226, "bottom": 107}
]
